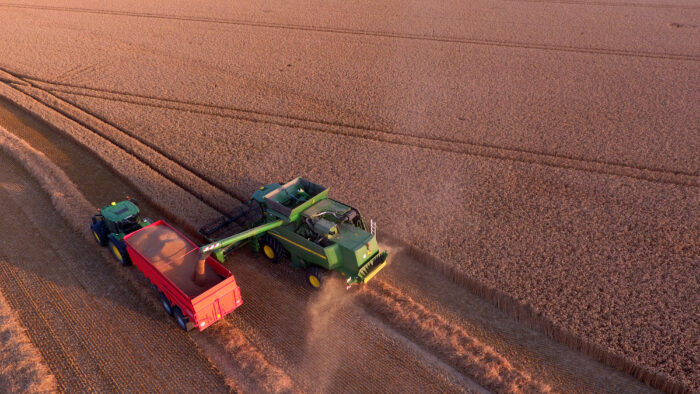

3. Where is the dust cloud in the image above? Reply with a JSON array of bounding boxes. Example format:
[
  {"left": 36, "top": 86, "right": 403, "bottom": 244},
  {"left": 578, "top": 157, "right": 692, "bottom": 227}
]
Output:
[{"left": 301, "top": 275, "right": 357, "bottom": 393}]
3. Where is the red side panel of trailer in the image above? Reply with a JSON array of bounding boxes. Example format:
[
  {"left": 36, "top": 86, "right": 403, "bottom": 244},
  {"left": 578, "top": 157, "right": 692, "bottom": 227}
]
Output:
[{"left": 124, "top": 220, "right": 242, "bottom": 331}]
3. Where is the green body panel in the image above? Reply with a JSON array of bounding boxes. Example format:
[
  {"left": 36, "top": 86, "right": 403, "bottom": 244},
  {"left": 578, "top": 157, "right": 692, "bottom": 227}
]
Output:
[
  {"left": 97, "top": 200, "right": 150, "bottom": 241},
  {"left": 201, "top": 219, "right": 285, "bottom": 261},
  {"left": 204, "top": 177, "right": 388, "bottom": 286},
  {"left": 101, "top": 200, "right": 140, "bottom": 223},
  {"left": 268, "top": 225, "right": 331, "bottom": 268}
]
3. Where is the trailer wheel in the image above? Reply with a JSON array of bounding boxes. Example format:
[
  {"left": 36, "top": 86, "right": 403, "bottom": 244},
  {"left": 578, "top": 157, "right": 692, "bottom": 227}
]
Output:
[
  {"left": 260, "top": 236, "right": 283, "bottom": 264},
  {"left": 173, "top": 307, "right": 194, "bottom": 331},
  {"left": 159, "top": 292, "right": 173, "bottom": 316},
  {"left": 306, "top": 266, "right": 324, "bottom": 289},
  {"left": 109, "top": 239, "right": 131, "bottom": 266}
]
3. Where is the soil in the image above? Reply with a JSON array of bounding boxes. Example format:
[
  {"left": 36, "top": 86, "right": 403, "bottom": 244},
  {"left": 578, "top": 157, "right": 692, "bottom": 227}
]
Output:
[
  {"left": 0, "top": 1, "right": 697, "bottom": 392},
  {"left": 0, "top": 289, "right": 56, "bottom": 393},
  {"left": 0, "top": 153, "right": 229, "bottom": 392},
  {"left": 0, "top": 81, "right": 655, "bottom": 394}
]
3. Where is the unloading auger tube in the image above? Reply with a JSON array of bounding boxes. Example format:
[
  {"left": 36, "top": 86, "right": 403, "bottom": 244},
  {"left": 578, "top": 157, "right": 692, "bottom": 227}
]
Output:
[{"left": 193, "top": 219, "right": 285, "bottom": 285}]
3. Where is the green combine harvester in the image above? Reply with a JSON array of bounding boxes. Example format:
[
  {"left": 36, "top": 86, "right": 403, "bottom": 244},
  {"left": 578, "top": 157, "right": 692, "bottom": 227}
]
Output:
[
  {"left": 90, "top": 199, "right": 152, "bottom": 265},
  {"left": 198, "top": 177, "right": 388, "bottom": 289}
]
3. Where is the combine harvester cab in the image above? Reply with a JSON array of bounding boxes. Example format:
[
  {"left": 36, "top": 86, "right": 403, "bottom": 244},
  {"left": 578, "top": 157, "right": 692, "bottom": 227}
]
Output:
[
  {"left": 124, "top": 220, "right": 242, "bottom": 331},
  {"left": 200, "top": 177, "right": 388, "bottom": 289}
]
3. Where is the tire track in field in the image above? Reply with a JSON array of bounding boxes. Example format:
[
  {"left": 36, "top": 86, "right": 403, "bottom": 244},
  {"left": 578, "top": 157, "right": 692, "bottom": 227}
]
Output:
[
  {"left": 0, "top": 124, "right": 298, "bottom": 393},
  {"left": 0, "top": 153, "right": 230, "bottom": 393},
  {"left": 0, "top": 71, "right": 236, "bottom": 216},
  {"left": 0, "top": 3, "right": 697, "bottom": 61},
  {"left": 14, "top": 73, "right": 698, "bottom": 187},
  {"left": 501, "top": 0, "right": 700, "bottom": 10},
  {"left": 0, "top": 69, "right": 659, "bottom": 391},
  {"left": 1, "top": 77, "right": 552, "bottom": 385}
]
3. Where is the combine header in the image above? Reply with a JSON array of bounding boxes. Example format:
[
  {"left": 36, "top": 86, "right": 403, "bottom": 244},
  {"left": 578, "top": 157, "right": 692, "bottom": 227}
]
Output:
[{"left": 199, "top": 177, "right": 388, "bottom": 289}]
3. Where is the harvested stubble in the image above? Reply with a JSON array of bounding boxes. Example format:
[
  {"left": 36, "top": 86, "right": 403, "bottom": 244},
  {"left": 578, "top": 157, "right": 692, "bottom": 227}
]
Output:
[
  {"left": 0, "top": 125, "right": 296, "bottom": 393},
  {"left": 1, "top": 2, "right": 698, "bottom": 390},
  {"left": 0, "top": 289, "right": 57, "bottom": 393},
  {"left": 359, "top": 281, "right": 550, "bottom": 394},
  {"left": 0, "top": 88, "right": 482, "bottom": 392},
  {"left": 102, "top": 97, "right": 697, "bottom": 391}
]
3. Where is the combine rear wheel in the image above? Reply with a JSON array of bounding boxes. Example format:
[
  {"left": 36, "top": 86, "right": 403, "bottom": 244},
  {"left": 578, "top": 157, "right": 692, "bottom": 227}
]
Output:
[
  {"left": 260, "top": 235, "right": 284, "bottom": 264},
  {"left": 306, "top": 266, "right": 324, "bottom": 289}
]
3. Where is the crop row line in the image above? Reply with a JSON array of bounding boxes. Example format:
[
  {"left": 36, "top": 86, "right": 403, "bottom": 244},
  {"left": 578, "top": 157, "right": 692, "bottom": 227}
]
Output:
[
  {"left": 0, "top": 73, "right": 237, "bottom": 218},
  {"left": 502, "top": 0, "right": 700, "bottom": 9},
  {"left": 0, "top": 262, "right": 89, "bottom": 392},
  {"left": 2, "top": 68, "right": 550, "bottom": 391},
  {"left": 0, "top": 3, "right": 697, "bottom": 61},
  {"left": 19, "top": 75, "right": 698, "bottom": 187}
]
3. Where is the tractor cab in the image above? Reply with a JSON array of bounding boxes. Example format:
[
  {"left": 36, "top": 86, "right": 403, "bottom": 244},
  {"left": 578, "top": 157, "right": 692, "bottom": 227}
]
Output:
[
  {"left": 91, "top": 199, "right": 151, "bottom": 266},
  {"left": 99, "top": 200, "right": 142, "bottom": 235}
]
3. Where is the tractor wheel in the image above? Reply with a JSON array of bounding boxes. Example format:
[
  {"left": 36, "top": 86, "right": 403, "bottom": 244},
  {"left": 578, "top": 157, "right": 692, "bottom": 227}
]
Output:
[
  {"left": 173, "top": 307, "right": 194, "bottom": 331},
  {"left": 159, "top": 292, "right": 173, "bottom": 316},
  {"left": 260, "top": 236, "right": 284, "bottom": 264},
  {"left": 306, "top": 266, "right": 324, "bottom": 289},
  {"left": 91, "top": 222, "right": 107, "bottom": 246},
  {"left": 109, "top": 239, "right": 131, "bottom": 266}
]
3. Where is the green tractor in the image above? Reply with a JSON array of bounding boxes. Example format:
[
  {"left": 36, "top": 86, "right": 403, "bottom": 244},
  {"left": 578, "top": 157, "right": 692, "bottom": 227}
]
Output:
[
  {"left": 90, "top": 199, "right": 152, "bottom": 266},
  {"left": 198, "top": 177, "right": 388, "bottom": 289}
]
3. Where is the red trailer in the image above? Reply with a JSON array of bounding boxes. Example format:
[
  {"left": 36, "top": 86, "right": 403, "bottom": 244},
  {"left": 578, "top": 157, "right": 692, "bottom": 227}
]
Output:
[{"left": 123, "top": 220, "right": 242, "bottom": 331}]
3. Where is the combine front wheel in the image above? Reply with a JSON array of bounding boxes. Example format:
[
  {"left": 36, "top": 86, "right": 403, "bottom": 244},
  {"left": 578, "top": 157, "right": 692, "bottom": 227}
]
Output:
[{"left": 306, "top": 266, "right": 324, "bottom": 289}]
